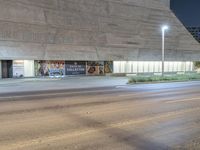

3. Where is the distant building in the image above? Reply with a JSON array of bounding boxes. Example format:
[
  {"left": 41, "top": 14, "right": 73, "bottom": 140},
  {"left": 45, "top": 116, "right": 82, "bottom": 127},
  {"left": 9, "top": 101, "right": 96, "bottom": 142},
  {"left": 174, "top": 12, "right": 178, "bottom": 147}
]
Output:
[{"left": 187, "top": 27, "right": 200, "bottom": 43}]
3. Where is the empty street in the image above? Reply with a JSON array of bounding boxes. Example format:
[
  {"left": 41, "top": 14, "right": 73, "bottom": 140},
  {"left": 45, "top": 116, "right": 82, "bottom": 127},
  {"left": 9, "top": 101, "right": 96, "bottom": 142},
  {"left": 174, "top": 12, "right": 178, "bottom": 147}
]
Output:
[{"left": 1, "top": 81, "right": 200, "bottom": 150}]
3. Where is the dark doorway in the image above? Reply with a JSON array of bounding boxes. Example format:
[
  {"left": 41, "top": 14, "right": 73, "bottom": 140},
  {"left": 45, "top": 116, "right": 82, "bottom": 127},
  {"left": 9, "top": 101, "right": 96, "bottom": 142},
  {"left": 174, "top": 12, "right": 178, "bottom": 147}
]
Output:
[{"left": 2, "top": 60, "right": 13, "bottom": 78}]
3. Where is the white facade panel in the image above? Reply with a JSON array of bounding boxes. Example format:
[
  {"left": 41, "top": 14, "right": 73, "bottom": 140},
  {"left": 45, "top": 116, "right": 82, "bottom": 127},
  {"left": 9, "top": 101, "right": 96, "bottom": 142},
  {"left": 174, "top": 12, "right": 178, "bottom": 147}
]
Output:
[
  {"left": 132, "top": 62, "right": 138, "bottom": 73},
  {"left": 24, "top": 60, "right": 34, "bottom": 77},
  {"left": 113, "top": 61, "right": 121, "bottom": 73},
  {"left": 148, "top": 62, "right": 154, "bottom": 73},
  {"left": 143, "top": 62, "right": 149, "bottom": 73}
]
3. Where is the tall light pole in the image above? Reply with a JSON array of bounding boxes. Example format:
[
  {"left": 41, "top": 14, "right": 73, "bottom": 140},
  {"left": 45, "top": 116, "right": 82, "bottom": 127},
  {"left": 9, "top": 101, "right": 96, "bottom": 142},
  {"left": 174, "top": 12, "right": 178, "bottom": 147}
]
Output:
[{"left": 161, "top": 25, "right": 169, "bottom": 77}]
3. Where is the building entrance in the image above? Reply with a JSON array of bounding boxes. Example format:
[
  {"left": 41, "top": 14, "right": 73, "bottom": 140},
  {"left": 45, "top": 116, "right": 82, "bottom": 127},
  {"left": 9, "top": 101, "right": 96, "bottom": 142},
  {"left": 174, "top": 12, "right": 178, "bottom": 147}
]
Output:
[{"left": 1, "top": 60, "right": 13, "bottom": 78}]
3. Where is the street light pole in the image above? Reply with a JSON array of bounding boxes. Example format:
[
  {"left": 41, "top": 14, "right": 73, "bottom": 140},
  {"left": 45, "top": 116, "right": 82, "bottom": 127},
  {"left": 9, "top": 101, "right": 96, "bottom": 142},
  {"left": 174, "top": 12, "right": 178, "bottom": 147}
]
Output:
[{"left": 161, "top": 25, "right": 168, "bottom": 77}]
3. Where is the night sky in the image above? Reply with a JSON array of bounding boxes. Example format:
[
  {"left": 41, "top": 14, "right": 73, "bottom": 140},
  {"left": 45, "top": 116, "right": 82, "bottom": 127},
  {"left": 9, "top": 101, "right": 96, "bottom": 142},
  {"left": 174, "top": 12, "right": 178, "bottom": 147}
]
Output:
[{"left": 171, "top": 0, "right": 200, "bottom": 27}]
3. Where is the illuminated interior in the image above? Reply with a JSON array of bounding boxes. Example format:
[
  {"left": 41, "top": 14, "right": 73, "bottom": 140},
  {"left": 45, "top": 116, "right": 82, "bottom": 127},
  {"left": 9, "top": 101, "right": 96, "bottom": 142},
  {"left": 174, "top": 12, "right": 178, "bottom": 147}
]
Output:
[
  {"left": 13, "top": 60, "right": 34, "bottom": 77},
  {"left": 113, "top": 61, "right": 194, "bottom": 74}
]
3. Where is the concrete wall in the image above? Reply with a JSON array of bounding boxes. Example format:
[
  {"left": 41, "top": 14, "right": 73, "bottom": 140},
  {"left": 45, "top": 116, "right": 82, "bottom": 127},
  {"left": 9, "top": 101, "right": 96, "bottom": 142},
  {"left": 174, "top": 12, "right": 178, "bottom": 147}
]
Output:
[
  {"left": 0, "top": 0, "right": 199, "bottom": 61},
  {"left": 159, "top": 0, "right": 170, "bottom": 7}
]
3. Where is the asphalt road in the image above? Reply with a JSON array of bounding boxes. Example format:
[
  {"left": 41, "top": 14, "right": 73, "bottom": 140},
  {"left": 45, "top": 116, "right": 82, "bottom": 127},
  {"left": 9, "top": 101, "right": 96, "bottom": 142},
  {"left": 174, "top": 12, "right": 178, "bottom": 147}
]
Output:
[{"left": 1, "top": 81, "right": 200, "bottom": 150}]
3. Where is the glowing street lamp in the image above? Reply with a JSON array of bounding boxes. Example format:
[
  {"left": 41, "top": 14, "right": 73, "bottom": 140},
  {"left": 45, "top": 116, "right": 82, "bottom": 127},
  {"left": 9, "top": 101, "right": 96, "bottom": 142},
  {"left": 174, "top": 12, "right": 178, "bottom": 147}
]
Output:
[{"left": 161, "top": 25, "right": 169, "bottom": 77}]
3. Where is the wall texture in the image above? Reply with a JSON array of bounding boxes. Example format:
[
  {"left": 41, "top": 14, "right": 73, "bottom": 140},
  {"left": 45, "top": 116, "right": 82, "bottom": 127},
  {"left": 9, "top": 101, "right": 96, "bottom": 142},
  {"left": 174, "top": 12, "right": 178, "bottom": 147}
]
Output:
[
  {"left": 0, "top": 0, "right": 199, "bottom": 61},
  {"left": 159, "top": 0, "right": 170, "bottom": 7}
]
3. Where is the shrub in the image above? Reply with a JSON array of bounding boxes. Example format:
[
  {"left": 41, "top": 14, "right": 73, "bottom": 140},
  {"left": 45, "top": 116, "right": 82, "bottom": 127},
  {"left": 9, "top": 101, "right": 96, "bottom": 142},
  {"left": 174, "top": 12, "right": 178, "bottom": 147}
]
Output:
[{"left": 128, "top": 73, "right": 200, "bottom": 84}]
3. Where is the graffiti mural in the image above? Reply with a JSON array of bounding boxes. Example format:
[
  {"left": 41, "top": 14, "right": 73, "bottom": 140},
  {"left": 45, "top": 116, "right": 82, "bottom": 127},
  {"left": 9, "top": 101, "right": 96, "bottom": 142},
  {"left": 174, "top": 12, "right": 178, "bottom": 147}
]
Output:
[{"left": 35, "top": 61, "right": 65, "bottom": 77}]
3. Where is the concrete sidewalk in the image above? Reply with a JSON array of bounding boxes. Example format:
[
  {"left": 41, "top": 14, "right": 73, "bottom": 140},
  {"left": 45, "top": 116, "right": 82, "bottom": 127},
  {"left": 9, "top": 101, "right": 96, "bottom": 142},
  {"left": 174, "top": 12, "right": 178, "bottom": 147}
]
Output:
[{"left": 0, "top": 76, "right": 128, "bottom": 94}]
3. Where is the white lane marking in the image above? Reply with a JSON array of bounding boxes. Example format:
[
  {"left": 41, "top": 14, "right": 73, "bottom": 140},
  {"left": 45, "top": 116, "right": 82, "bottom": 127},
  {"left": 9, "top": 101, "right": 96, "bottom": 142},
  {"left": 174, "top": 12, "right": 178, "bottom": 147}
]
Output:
[
  {"left": 119, "top": 93, "right": 139, "bottom": 97},
  {"left": 0, "top": 88, "right": 122, "bottom": 99},
  {"left": 165, "top": 97, "right": 200, "bottom": 104},
  {"left": 116, "top": 82, "right": 200, "bottom": 90},
  {"left": 118, "top": 88, "right": 200, "bottom": 98}
]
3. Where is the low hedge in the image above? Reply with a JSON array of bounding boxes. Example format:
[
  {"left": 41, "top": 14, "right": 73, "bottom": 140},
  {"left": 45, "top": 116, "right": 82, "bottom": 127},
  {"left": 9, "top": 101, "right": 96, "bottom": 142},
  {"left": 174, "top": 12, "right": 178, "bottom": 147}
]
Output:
[{"left": 128, "top": 74, "right": 200, "bottom": 84}]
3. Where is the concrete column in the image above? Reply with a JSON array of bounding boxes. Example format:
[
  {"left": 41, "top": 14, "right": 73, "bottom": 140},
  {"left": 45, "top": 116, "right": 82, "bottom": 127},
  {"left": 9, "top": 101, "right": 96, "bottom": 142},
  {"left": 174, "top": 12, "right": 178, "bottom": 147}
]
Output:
[{"left": 0, "top": 60, "right": 2, "bottom": 78}]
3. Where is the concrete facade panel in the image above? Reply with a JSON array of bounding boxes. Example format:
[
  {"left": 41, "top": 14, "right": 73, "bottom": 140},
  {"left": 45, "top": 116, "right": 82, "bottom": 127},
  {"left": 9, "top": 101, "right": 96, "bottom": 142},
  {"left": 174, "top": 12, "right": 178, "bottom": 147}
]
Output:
[
  {"left": 0, "top": 0, "right": 199, "bottom": 61},
  {"left": 0, "top": 1, "right": 46, "bottom": 25}
]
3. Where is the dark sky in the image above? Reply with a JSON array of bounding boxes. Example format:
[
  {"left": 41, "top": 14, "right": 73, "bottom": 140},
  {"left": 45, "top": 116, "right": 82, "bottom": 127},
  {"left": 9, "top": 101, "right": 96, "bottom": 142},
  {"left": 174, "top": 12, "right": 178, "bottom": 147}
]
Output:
[{"left": 170, "top": 0, "right": 200, "bottom": 26}]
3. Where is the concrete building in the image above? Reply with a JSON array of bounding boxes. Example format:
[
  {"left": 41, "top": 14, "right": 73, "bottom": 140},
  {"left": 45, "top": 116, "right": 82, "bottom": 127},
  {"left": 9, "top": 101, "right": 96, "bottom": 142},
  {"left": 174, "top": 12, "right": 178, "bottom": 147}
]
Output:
[{"left": 0, "top": 0, "right": 199, "bottom": 78}]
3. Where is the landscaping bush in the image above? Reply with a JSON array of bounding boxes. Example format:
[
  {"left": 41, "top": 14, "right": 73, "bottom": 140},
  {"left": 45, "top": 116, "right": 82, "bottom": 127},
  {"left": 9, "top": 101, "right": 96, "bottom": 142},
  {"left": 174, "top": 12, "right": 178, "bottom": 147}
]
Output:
[{"left": 128, "top": 73, "right": 200, "bottom": 84}]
